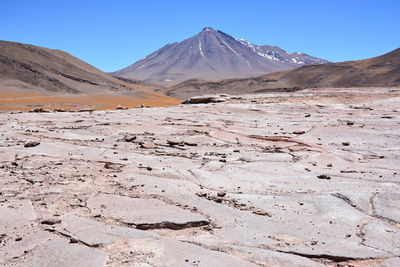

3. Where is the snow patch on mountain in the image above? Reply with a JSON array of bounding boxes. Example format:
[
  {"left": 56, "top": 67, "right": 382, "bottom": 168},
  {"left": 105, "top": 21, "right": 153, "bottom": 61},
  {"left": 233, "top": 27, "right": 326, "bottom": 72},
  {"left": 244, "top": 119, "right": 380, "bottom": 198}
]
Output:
[{"left": 237, "top": 38, "right": 327, "bottom": 65}]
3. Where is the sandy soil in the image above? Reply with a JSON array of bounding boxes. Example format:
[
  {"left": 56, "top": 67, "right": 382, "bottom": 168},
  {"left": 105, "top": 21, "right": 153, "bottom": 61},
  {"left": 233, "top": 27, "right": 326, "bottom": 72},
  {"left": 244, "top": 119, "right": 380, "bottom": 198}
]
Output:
[
  {"left": 0, "top": 87, "right": 399, "bottom": 266},
  {"left": 0, "top": 91, "right": 180, "bottom": 111}
]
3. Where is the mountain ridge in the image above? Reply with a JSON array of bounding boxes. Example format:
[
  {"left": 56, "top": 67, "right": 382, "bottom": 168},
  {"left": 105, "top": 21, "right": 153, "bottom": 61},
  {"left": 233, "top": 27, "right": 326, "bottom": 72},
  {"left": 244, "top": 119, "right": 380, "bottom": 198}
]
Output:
[{"left": 159, "top": 47, "right": 400, "bottom": 99}]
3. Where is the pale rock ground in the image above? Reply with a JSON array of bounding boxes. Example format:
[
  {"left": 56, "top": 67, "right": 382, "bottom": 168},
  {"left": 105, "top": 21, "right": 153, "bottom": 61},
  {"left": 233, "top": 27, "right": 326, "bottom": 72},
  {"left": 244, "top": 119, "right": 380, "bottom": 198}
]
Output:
[{"left": 0, "top": 87, "right": 399, "bottom": 266}]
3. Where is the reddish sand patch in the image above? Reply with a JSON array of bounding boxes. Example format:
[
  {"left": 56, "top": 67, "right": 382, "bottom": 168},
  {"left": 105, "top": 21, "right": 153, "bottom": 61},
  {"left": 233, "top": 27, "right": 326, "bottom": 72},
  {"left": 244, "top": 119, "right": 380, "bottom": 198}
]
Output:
[{"left": 0, "top": 91, "right": 180, "bottom": 111}]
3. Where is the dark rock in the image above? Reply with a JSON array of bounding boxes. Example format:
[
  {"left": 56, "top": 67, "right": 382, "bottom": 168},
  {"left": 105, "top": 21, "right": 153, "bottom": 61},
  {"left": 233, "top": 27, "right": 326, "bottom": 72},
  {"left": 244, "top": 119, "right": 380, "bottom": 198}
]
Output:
[
  {"left": 70, "top": 237, "right": 79, "bottom": 243},
  {"left": 41, "top": 218, "right": 62, "bottom": 225},
  {"left": 182, "top": 95, "right": 226, "bottom": 104},
  {"left": 116, "top": 105, "right": 127, "bottom": 110},
  {"left": 217, "top": 191, "right": 226, "bottom": 197},
  {"left": 53, "top": 108, "right": 67, "bottom": 112},
  {"left": 78, "top": 108, "right": 96, "bottom": 112},
  {"left": 167, "top": 139, "right": 183, "bottom": 146},
  {"left": 317, "top": 175, "right": 331, "bottom": 180},
  {"left": 123, "top": 135, "right": 136, "bottom": 142},
  {"left": 24, "top": 141, "right": 40, "bottom": 148},
  {"left": 29, "top": 107, "right": 50, "bottom": 113}
]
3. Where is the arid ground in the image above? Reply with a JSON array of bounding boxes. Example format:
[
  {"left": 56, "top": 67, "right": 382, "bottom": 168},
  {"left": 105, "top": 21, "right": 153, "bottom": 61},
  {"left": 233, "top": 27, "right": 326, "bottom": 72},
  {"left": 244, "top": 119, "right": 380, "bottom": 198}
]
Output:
[
  {"left": 1, "top": 87, "right": 399, "bottom": 266},
  {"left": 0, "top": 91, "right": 180, "bottom": 111}
]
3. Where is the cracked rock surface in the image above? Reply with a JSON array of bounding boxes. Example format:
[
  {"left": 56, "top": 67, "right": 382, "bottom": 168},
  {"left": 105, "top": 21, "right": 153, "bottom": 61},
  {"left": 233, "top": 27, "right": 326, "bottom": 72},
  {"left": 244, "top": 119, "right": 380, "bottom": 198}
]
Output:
[{"left": 0, "top": 87, "right": 399, "bottom": 266}]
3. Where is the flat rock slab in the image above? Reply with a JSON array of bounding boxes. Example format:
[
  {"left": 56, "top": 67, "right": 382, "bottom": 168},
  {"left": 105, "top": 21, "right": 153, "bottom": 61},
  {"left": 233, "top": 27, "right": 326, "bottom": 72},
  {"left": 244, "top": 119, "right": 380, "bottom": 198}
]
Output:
[
  {"left": 87, "top": 194, "right": 209, "bottom": 230},
  {"left": 59, "top": 214, "right": 158, "bottom": 247},
  {"left": 0, "top": 200, "right": 36, "bottom": 229},
  {"left": 8, "top": 238, "right": 106, "bottom": 267},
  {"left": 130, "top": 238, "right": 259, "bottom": 267},
  {"left": 373, "top": 192, "right": 400, "bottom": 223}
]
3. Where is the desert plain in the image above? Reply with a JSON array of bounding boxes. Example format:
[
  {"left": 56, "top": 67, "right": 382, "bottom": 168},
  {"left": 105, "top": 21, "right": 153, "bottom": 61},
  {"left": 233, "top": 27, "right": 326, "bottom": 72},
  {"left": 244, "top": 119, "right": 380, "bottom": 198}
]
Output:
[{"left": 0, "top": 87, "right": 399, "bottom": 266}]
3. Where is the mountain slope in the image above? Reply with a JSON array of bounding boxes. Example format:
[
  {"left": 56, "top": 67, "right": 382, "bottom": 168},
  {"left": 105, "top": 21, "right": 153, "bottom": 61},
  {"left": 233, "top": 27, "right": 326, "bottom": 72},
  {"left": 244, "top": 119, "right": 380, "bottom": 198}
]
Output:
[
  {"left": 262, "top": 47, "right": 400, "bottom": 88},
  {"left": 0, "top": 40, "right": 178, "bottom": 110},
  {"left": 162, "top": 48, "right": 400, "bottom": 99},
  {"left": 237, "top": 39, "right": 327, "bottom": 65},
  {"left": 113, "top": 28, "right": 326, "bottom": 85}
]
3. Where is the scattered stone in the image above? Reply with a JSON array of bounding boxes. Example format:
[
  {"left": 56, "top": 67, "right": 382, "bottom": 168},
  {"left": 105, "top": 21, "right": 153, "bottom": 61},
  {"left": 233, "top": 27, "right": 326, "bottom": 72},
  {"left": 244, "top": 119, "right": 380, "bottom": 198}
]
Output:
[
  {"left": 78, "top": 108, "right": 96, "bottom": 112},
  {"left": 123, "top": 134, "right": 136, "bottom": 142},
  {"left": 29, "top": 107, "right": 50, "bottom": 113},
  {"left": 196, "top": 192, "right": 207, "bottom": 198},
  {"left": 24, "top": 141, "right": 40, "bottom": 148},
  {"left": 342, "top": 142, "right": 350, "bottom": 146},
  {"left": 167, "top": 139, "right": 183, "bottom": 146},
  {"left": 252, "top": 210, "right": 272, "bottom": 217},
  {"left": 217, "top": 191, "right": 226, "bottom": 197},
  {"left": 341, "top": 170, "right": 357, "bottom": 173},
  {"left": 140, "top": 142, "right": 157, "bottom": 149},
  {"left": 116, "top": 105, "right": 127, "bottom": 110},
  {"left": 182, "top": 95, "right": 226, "bottom": 104},
  {"left": 184, "top": 141, "right": 198, "bottom": 146},
  {"left": 317, "top": 174, "right": 331, "bottom": 180},
  {"left": 293, "top": 130, "right": 306, "bottom": 135},
  {"left": 53, "top": 108, "right": 67, "bottom": 112},
  {"left": 69, "top": 237, "right": 79, "bottom": 243},
  {"left": 41, "top": 218, "right": 62, "bottom": 225}
]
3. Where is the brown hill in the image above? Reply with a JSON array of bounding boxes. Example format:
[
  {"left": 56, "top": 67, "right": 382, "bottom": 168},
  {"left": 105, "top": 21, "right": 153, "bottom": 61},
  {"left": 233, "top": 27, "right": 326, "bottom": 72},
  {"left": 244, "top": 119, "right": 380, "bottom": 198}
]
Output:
[
  {"left": 163, "top": 48, "right": 400, "bottom": 99},
  {"left": 0, "top": 40, "right": 179, "bottom": 111}
]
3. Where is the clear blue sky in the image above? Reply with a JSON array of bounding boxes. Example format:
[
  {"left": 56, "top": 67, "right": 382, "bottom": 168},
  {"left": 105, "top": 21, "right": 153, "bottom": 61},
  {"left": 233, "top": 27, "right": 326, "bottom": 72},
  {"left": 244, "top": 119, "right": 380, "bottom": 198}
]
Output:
[{"left": 1, "top": 0, "right": 399, "bottom": 72}]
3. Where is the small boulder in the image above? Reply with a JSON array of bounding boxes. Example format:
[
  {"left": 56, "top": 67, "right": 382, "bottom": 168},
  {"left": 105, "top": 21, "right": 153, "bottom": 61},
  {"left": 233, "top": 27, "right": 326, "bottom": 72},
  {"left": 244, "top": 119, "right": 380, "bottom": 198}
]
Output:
[
  {"left": 53, "top": 108, "right": 67, "bottom": 112},
  {"left": 167, "top": 139, "right": 183, "bottom": 146},
  {"left": 78, "top": 108, "right": 96, "bottom": 112},
  {"left": 217, "top": 191, "right": 226, "bottom": 197},
  {"left": 317, "top": 174, "right": 331, "bottom": 180},
  {"left": 29, "top": 107, "right": 49, "bottom": 113},
  {"left": 24, "top": 141, "right": 40, "bottom": 148},
  {"left": 140, "top": 142, "right": 157, "bottom": 149},
  {"left": 182, "top": 95, "right": 226, "bottom": 104},
  {"left": 123, "top": 135, "right": 136, "bottom": 142},
  {"left": 41, "top": 218, "right": 62, "bottom": 225},
  {"left": 184, "top": 141, "right": 198, "bottom": 146},
  {"left": 116, "top": 105, "right": 127, "bottom": 110}
]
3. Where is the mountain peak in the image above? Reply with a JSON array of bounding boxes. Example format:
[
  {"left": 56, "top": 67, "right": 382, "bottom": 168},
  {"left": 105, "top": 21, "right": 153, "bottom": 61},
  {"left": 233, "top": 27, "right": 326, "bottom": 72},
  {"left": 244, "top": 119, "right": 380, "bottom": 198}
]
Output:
[{"left": 202, "top": 27, "right": 215, "bottom": 32}]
